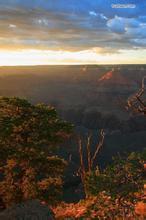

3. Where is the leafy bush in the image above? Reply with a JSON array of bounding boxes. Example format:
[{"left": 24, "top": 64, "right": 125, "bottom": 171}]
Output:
[
  {"left": 53, "top": 192, "right": 139, "bottom": 219},
  {"left": 0, "top": 97, "right": 73, "bottom": 207},
  {"left": 54, "top": 151, "right": 145, "bottom": 219},
  {"left": 86, "top": 151, "right": 145, "bottom": 200}
]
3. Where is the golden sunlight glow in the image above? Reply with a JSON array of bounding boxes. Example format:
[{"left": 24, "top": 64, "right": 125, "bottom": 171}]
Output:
[{"left": 0, "top": 49, "right": 146, "bottom": 66}]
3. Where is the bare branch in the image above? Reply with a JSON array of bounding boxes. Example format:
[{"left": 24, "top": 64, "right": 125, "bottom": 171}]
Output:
[
  {"left": 127, "top": 76, "right": 146, "bottom": 114},
  {"left": 78, "top": 136, "right": 85, "bottom": 181},
  {"left": 86, "top": 133, "right": 92, "bottom": 173},
  {"left": 90, "top": 129, "right": 105, "bottom": 168},
  {"left": 77, "top": 130, "right": 105, "bottom": 197}
]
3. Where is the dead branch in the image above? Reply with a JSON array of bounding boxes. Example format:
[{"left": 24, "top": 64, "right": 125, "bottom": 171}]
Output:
[
  {"left": 127, "top": 76, "right": 146, "bottom": 114},
  {"left": 78, "top": 137, "right": 85, "bottom": 182},
  {"left": 78, "top": 130, "right": 105, "bottom": 197},
  {"left": 90, "top": 129, "right": 105, "bottom": 168},
  {"left": 86, "top": 133, "right": 92, "bottom": 173}
]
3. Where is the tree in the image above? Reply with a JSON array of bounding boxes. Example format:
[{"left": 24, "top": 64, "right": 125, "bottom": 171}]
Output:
[
  {"left": 78, "top": 130, "right": 105, "bottom": 197},
  {"left": 0, "top": 97, "right": 73, "bottom": 207},
  {"left": 127, "top": 77, "right": 146, "bottom": 217},
  {"left": 127, "top": 76, "right": 146, "bottom": 114},
  {"left": 86, "top": 151, "right": 144, "bottom": 200}
]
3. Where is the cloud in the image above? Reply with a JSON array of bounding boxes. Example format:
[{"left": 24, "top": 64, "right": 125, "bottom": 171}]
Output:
[
  {"left": 0, "top": 1, "right": 146, "bottom": 54},
  {"left": 107, "top": 15, "right": 140, "bottom": 33},
  {"left": 9, "top": 24, "right": 17, "bottom": 28},
  {"left": 89, "top": 11, "right": 97, "bottom": 16},
  {"left": 130, "top": 38, "right": 146, "bottom": 46},
  {"left": 106, "top": 15, "right": 146, "bottom": 49},
  {"left": 127, "top": 26, "right": 146, "bottom": 39},
  {"left": 100, "top": 14, "right": 108, "bottom": 20},
  {"left": 0, "top": 7, "right": 112, "bottom": 51},
  {"left": 107, "top": 16, "right": 126, "bottom": 33}
]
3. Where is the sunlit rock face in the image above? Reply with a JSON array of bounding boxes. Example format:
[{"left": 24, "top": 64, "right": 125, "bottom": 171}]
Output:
[
  {"left": 0, "top": 200, "right": 55, "bottom": 220},
  {"left": 98, "top": 70, "right": 114, "bottom": 82},
  {"left": 0, "top": 65, "right": 145, "bottom": 118},
  {"left": 98, "top": 69, "right": 137, "bottom": 89}
]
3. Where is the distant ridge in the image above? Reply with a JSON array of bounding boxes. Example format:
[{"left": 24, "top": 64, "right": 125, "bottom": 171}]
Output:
[
  {"left": 98, "top": 69, "right": 132, "bottom": 86},
  {"left": 98, "top": 70, "right": 113, "bottom": 81}
]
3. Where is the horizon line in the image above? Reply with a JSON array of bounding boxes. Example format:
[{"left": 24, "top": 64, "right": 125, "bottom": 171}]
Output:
[{"left": 0, "top": 63, "right": 146, "bottom": 67}]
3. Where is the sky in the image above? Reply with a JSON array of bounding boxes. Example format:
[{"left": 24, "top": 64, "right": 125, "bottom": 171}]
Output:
[{"left": 0, "top": 0, "right": 146, "bottom": 65}]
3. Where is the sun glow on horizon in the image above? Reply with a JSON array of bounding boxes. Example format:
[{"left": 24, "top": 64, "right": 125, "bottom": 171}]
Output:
[{"left": 0, "top": 49, "right": 146, "bottom": 66}]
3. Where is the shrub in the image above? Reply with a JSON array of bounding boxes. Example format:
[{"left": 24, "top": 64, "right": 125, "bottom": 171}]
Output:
[{"left": 0, "top": 97, "right": 73, "bottom": 207}]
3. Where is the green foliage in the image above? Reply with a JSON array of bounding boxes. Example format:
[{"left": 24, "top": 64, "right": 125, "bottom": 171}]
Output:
[
  {"left": 54, "top": 151, "right": 145, "bottom": 219},
  {"left": 0, "top": 97, "right": 73, "bottom": 207},
  {"left": 54, "top": 192, "right": 139, "bottom": 219},
  {"left": 85, "top": 151, "right": 145, "bottom": 201}
]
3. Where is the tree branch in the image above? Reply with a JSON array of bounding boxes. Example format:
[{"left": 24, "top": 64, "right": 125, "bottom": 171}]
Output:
[{"left": 90, "top": 129, "right": 105, "bottom": 168}]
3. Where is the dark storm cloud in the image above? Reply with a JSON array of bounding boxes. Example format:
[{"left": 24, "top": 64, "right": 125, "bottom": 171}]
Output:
[{"left": 0, "top": 0, "right": 146, "bottom": 52}]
